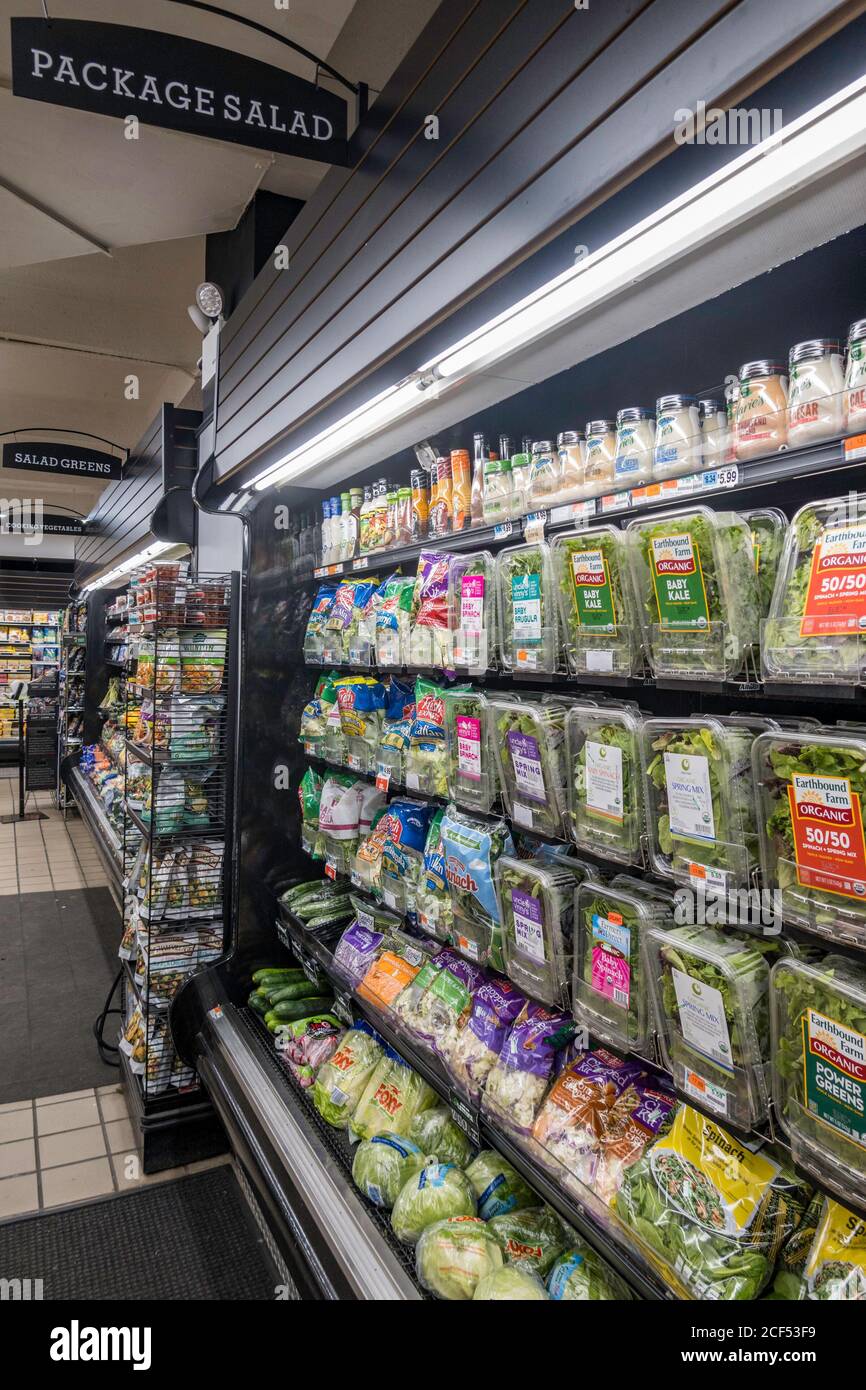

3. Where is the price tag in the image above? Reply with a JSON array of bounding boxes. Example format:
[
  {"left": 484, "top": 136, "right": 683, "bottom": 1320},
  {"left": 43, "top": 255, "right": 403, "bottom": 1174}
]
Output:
[
  {"left": 314, "top": 563, "right": 344, "bottom": 578},
  {"left": 325, "top": 857, "right": 338, "bottom": 881},
  {"left": 333, "top": 991, "right": 354, "bottom": 1027},
  {"left": 350, "top": 868, "right": 363, "bottom": 888},
  {"left": 844, "top": 433, "right": 866, "bottom": 462},
  {"left": 449, "top": 1088, "right": 482, "bottom": 1147},
  {"left": 304, "top": 741, "right": 315, "bottom": 756},
  {"left": 700, "top": 464, "right": 739, "bottom": 491},
  {"left": 523, "top": 510, "right": 548, "bottom": 542},
  {"left": 550, "top": 499, "right": 596, "bottom": 527},
  {"left": 493, "top": 521, "right": 513, "bottom": 539},
  {"left": 299, "top": 952, "right": 322, "bottom": 987},
  {"left": 599, "top": 492, "right": 631, "bottom": 513},
  {"left": 353, "top": 556, "right": 369, "bottom": 570},
  {"left": 375, "top": 765, "right": 391, "bottom": 793},
  {"left": 347, "top": 752, "right": 362, "bottom": 771}
]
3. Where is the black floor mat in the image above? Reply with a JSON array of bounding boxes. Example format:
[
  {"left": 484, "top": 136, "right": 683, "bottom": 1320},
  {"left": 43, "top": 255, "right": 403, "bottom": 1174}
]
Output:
[{"left": 0, "top": 1166, "right": 277, "bottom": 1300}]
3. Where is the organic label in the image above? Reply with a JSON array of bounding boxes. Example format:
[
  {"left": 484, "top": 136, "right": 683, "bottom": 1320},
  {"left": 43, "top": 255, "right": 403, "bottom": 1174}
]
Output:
[
  {"left": 510, "top": 888, "right": 546, "bottom": 964},
  {"left": 590, "top": 913, "right": 630, "bottom": 1008},
  {"left": 506, "top": 731, "right": 546, "bottom": 803},
  {"left": 456, "top": 714, "right": 482, "bottom": 782},
  {"left": 511, "top": 572, "right": 542, "bottom": 639},
  {"left": 800, "top": 523, "right": 866, "bottom": 637},
  {"left": 570, "top": 549, "right": 617, "bottom": 631},
  {"left": 460, "top": 574, "right": 485, "bottom": 632},
  {"left": 664, "top": 752, "right": 715, "bottom": 843},
  {"left": 803, "top": 1008, "right": 866, "bottom": 1149},
  {"left": 650, "top": 533, "right": 710, "bottom": 630},
  {"left": 672, "top": 968, "right": 733, "bottom": 1073},
  {"left": 652, "top": 1107, "right": 778, "bottom": 1237},
  {"left": 788, "top": 774, "right": 866, "bottom": 900},
  {"left": 585, "top": 740, "right": 623, "bottom": 823}
]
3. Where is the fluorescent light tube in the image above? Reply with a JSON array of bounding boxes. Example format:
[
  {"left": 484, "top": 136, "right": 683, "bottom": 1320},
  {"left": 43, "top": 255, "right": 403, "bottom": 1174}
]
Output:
[
  {"left": 251, "top": 375, "right": 433, "bottom": 492},
  {"left": 83, "top": 540, "right": 175, "bottom": 593},
  {"left": 424, "top": 74, "right": 866, "bottom": 381}
]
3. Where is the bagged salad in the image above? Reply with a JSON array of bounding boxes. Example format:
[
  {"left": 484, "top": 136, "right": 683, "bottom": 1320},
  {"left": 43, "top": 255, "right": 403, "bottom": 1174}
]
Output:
[
  {"left": 770, "top": 1193, "right": 866, "bottom": 1301},
  {"left": 335, "top": 676, "right": 386, "bottom": 774},
  {"left": 312, "top": 1020, "right": 385, "bottom": 1128},
  {"left": 375, "top": 573, "right": 415, "bottom": 668},
  {"left": 304, "top": 583, "right": 337, "bottom": 664},
  {"left": 552, "top": 526, "right": 641, "bottom": 677},
  {"left": 614, "top": 1105, "right": 812, "bottom": 1300},
  {"left": 408, "top": 550, "right": 452, "bottom": 670},
  {"left": 346, "top": 578, "right": 381, "bottom": 667},
  {"left": 321, "top": 579, "right": 358, "bottom": 664},
  {"left": 393, "top": 949, "right": 482, "bottom": 1058},
  {"left": 487, "top": 1206, "right": 568, "bottom": 1278},
  {"left": 762, "top": 493, "right": 866, "bottom": 684},
  {"left": 332, "top": 896, "right": 403, "bottom": 986},
  {"left": 447, "top": 551, "right": 497, "bottom": 674},
  {"left": 626, "top": 507, "right": 760, "bottom": 681},
  {"left": 404, "top": 678, "right": 456, "bottom": 796},
  {"left": 378, "top": 798, "right": 435, "bottom": 917},
  {"left": 496, "top": 541, "right": 560, "bottom": 673},
  {"left": 443, "top": 975, "right": 526, "bottom": 1107},
  {"left": 349, "top": 1049, "right": 437, "bottom": 1143},
  {"left": 440, "top": 805, "right": 514, "bottom": 971},
  {"left": 566, "top": 701, "right": 645, "bottom": 866},
  {"left": 491, "top": 696, "right": 569, "bottom": 839},
  {"left": 414, "top": 808, "right": 454, "bottom": 943},
  {"left": 482, "top": 1000, "right": 573, "bottom": 1136}
]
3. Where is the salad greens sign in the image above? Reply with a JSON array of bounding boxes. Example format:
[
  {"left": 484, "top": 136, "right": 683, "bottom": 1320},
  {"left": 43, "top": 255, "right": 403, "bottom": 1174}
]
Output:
[
  {"left": 10, "top": 18, "right": 348, "bottom": 165},
  {"left": 2, "top": 441, "right": 122, "bottom": 479}
]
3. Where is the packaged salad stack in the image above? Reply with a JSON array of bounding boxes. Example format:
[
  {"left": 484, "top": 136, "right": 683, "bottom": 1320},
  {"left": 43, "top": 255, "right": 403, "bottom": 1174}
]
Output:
[
  {"left": 572, "top": 875, "right": 674, "bottom": 1056},
  {"left": 566, "top": 701, "right": 645, "bottom": 866},
  {"left": 439, "top": 805, "right": 514, "bottom": 971},
  {"left": 640, "top": 716, "right": 753, "bottom": 893},
  {"left": 392, "top": 948, "right": 483, "bottom": 1059},
  {"left": 771, "top": 952, "right": 866, "bottom": 1208},
  {"left": 752, "top": 727, "right": 866, "bottom": 946},
  {"left": 375, "top": 677, "right": 415, "bottom": 789},
  {"left": 496, "top": 541, "right": 561, "bottom": 674},
  {"left": 762, "top": 493, "right": 866, "bottom": 684},
  {"left": 490, "top": 697, "right": 569, "bottom": 839},
  {"left": 405, "top": 678, "right": 455, "bottom": 797},
  {"left": 447, "top": 551, "right": 498, "bottom": 675},
  {"left": 444, "top": 689, "right": 496, "bottom": 813},
  {"left": 742, "top": 507, "right": 787, "bottom": 620},
  {"left": 375, "top": 573, "right": 415, "bottom": 668},
  {"left": 335, "top": 676, "right": 386, "bottom": 775},
  {"left": 443, "top": 976, "right": 527, "bottom": 1107},
  {"left": 378, "top": 798, "right": 436, "bottom": 918},
  {"left": 495, "top": 852, "right": 589, "bottom": 1009},
  {"left": 626, "top": 507, "right": 760, "bottom": 681},
  {"left": 303, "top": 583, "right": 336, "bottom": 664},
  {"left": 552, "top": 527, "right": 642, "bottom": 677},
  {"left": 481, "top": 1000, "right": 573, "bottom": 1138},
  {"left": 407, "top": 550, "right": 452, "bottom": 671}
]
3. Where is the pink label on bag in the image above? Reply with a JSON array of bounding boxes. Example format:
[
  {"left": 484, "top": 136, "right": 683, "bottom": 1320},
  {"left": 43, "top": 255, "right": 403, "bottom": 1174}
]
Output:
[
  {"left": 456, "top": 715, "right": 482, "bottom": 781},
  {"left": 460, "top": 574, "right": 485, "bottom": 631}
]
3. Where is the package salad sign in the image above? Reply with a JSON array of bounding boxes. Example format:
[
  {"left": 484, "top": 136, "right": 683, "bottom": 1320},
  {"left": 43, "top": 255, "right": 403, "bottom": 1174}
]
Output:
[{"left": 10, "top": 18, "right": 348, "bottom": 165}]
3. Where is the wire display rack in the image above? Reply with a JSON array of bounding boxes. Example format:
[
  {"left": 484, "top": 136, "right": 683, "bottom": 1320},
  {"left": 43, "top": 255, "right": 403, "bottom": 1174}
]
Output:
[
  {"left": 117, "top": 564, "right": 237, "bottom": 1104},
  {"left": 57, "top": 604, "right": 87, "bottom": 809}
]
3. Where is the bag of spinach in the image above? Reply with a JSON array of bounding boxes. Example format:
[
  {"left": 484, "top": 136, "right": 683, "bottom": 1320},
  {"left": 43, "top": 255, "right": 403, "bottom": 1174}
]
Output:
[{"left": 440, "top": 805, "right": 514, "bottom": 971}]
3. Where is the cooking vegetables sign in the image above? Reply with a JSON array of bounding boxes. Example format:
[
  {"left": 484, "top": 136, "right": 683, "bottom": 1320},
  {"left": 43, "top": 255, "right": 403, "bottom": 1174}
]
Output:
[{"left": 788, "top": 773, "right": 866, "bottom": 899}]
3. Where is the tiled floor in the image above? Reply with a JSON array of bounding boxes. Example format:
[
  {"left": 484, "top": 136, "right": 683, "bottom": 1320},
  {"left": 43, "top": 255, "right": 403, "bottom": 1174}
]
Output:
[
  {"left": 0, "top": 778, "right": 109, "bottom": 893},
  {"left": 0, "top": 1085, "right": 228, "bottom": 1218}
]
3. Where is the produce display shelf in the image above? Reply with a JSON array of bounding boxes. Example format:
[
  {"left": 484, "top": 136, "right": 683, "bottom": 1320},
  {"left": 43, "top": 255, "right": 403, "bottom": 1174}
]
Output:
[
  {"left": 66, "top": 766, "right": 124, "bottom": 908},
  {"left": 124, "top": 801, "right": 224, "bottom": 842},
  {"left": 123, "top": 736, "right": 220, "bottom": 769},
  {"left": 237, "top": 1003, "right": 428, "bottom": 1298},
  {"left": 277, "top": 905, "right": 675, "bottom": 1301}
]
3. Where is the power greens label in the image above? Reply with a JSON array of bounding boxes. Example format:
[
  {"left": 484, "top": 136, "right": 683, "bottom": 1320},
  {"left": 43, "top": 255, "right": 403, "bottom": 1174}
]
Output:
[
  {"left": 585, "top": 740, "right": 623, "bottom": 822},
  {"left": 570, "top": 549, "right": 616, "bottom": 631},
  {"left": 803, "top": 1008, "right": 866, "bottom": 1150},
  {"left": 650, "top": 533, "right": 710, "bottom": 630},
  {"left": 511, "top": 572, "right": 541, "bottom": 639}
]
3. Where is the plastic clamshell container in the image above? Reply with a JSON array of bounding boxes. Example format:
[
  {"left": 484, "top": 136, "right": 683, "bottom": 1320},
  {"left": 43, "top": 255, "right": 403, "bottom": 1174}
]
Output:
[
  {"left": 495, "top": 855, "right": 584, "bottom": 1007},
  {"left": 626, "top": 506, "right": 760, "bottom": 680},
  {"left": 640, "top": 716, "right": 751, "bottom": 891},
  {"left": 761, "top": 494, "right": 866, "bottom": 685},
  {"left": 572, "top": 877, "right": 672, "bottom": 1055},
  {"left": 740, "top": 507, "right": 787, "bottom": 619},
  {"left": 552, "top": 527, "right": 642, "bottom": 677},
  {"left": 752, "top": 728, "right": 866, "bottom": 947},
  {"left": 489, "top": 696, "right": 569, "bottom": 839},
  {"left": 716, "top": 713, "right": 779, "bottom": 881},
  {"left": 647, "top": 924, "right": 775, "bottom": 1128},
  {"left": 447, "top": 550, "right": 498, "bottom": 674},
  {"left": 771, "top": 953, "right": 866, "bottom": 1207},
  {"left": 565, "top": 702, "right": 645, "bottom": 866},
  {"left": 495, "top": 541, "right": 560, "bottom": 674},
  {"left": 444, "top": 689, "right": 496, "bottom": 813}
]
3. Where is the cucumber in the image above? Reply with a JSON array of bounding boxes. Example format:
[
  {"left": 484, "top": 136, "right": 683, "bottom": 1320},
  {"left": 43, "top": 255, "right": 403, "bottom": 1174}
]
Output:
[
  {"left": 248, "top": 992, "right": 270, "bottom": 1016},
  {"left": 267, "top": 979, "right": 328, "bottom": 1005},
  {"left": 252, "top": 967, "right": 305, "bottom": 985},
  {"left": 270, "top": 995, "right": 333, "bottom": 1022}
]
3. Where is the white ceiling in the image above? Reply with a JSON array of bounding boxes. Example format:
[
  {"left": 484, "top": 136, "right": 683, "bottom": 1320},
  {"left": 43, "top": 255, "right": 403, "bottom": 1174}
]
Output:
[{"left": 0, "top": 0, "right": 436, "bottom": 534}]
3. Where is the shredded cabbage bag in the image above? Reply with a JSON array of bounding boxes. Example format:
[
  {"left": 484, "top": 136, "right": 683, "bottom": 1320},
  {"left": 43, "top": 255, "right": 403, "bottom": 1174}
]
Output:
[
  {"left": 391, "top": 1162, "right": 477, "bottom": 1245},
  {"left": 311, "top": 1022, "right": 384, "bottom": 1129},
  {"left": 465, "top": 1150, "right": 536, "bottom": 1221},
  {"left": 409, "top": 1106, "right": 474, "bottom": 1168},
  {"left": 416, "top": 1216, "right": 504, "bottom": 1300},
  {"left": 351, "top": 1132, "right": 426, "bottom": 1209}
]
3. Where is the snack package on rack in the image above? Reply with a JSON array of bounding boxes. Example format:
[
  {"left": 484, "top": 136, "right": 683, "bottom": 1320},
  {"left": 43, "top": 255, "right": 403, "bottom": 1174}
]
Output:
[
  {"left": 762, "top": 493, "right": 866, "bottom": 684},
  {"left": 496, "top": 542, "right": 561, "bottom": 674},
  {"left": 180, "top": 628, "right": 227, "bottom": 694},
  {"left": 149, "top": 768, "right": 186, "bottom": 834},
  {"left": 770, "top": 1193, "right": 866, "bottom": 1301},
  {"left": 404, "top": 678, "right": 456, "bottom": 797},
  {"left": 490, "top": 696, "right": 569, "bottom": 840},
  {"left": 552, "top": 527, "right": 642, "bottom": 677},
  {"left": 481, "top": 1001, "right": 573, "bottom": 1137},
  {"left": 626, "top": 507, "right": 760, "bottom": 681},
  {"left": 443, "top": 975, "right": 526, "bottom": 1107},
  {"left": 771, "top": 953, "right": 866, "bottom": 1209},
  {"left": 444, "top": 689, "right": 496, "bottom": 814},
  {"left": 753, "top": 728, "right": 866, "bottom": 947},
  {"left": 439, "top": 805, "right": 514, "bottom": 971},
  {"left": 414, "top": 809, "right": 454, "bottom": 943},
  {"left": 408, "top": 550, "right": 452, "bottom": 670},
  {"left": 530, "top": 1047, "right": 677, "bottom": 1207},
  {"left": 375, "top": 573, "right": 415, "bottom": 668},
  {"left": 169, "top": 695, "right": 223, "bottom": 761},
  {"left": 303, "top": 584, "right": 337, "bottom": 664},
  {"left": 188, "top": 839, "right": 223, "bottom": 917},
  {"left": 312, "top": 1020, "right": 386, "bottom": 1128},
  {"left": 183, "top": 767, "right": 216, "bottom": 828},
  {"left": 613, "top": 1105, "right": 812, "bottom": 1301},
  {"left": 566, "top": 702, "right": 646, "bottom": 866},
  {"left": 447, "top": 551, "right": 497, "bottom": 674},
  {"left": 135, "top": 632, "right": 180, "bottom": 693}
]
